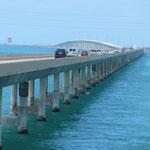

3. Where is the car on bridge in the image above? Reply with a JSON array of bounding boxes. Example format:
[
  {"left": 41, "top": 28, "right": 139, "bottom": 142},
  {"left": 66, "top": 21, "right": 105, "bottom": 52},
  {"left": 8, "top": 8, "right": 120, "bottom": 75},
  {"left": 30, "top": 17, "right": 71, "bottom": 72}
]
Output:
[
  {"left": 89, "top": 49, "right": 102, "bottom": 55},
  {"left": 81, "top": 50, "right": 88, "bottom": 56},
  {"left": 96, "top": 50, "right": 102, "bottom": 55},
  {"left": 55, "top": 49, "right": 67, "bottom": 58},
  {"left": 89, "top": 50, "right": 97, "bottom": 56},
  {"left": 67, "top": 48, "right": 79, "bottom": 57},
  {"left": 102, "top": 50, "right": 109, "bottom": 54}
]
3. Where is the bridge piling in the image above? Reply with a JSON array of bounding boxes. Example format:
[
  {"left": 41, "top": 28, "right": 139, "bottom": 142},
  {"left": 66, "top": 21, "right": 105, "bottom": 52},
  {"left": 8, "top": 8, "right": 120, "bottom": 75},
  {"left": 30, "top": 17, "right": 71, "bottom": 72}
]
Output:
[
  {"left": 63, "top": 71, "right": 70, "bottom": 105},
  {"left": 72, "top": 69, "right": 79, "bottom": 99},
  {"left": 10, "top": 84, "right": 18, "bottom": 116},
  {"left": 29, "top": 80, "right": 34, "bottom": 106},
  {"left": 18, "top": 82, "right": 28, "bottom": 134},
  {"left": 45, "top": 77, "right": 48, "bottom": 100},
  {"left": 86, "top": 65, "right": 92, "bottom": 90},
  {"left": 103, "top": 62, "right": 106, "bottom": 79},
  {"left": 100, "top": 62, "right": 104, "bottom": 81},
  {"left": 91, "top": 64, "right": 97, "bottom": 87},
  {"left": 38, "top": 77, "right": 46, "bottom": 121},
  {"left": 52, "top": 74, "right": 60, "bottom": 112},
  {"left": 96, "top": 64, "right": 100, "bottom": 84},
  {"left": 80, "top": 67, "right": 86, "bottom": 94}
]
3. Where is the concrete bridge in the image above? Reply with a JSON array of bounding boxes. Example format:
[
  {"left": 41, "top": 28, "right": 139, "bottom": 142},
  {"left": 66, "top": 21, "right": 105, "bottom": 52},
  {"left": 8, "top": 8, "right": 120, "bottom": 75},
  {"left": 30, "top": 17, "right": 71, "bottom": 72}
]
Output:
[
  {"left": 53, "top": 40, "right": 122, "bottom": 50},
  {"left": 0, "top": 50, "right": 144, "bottom": 149}
]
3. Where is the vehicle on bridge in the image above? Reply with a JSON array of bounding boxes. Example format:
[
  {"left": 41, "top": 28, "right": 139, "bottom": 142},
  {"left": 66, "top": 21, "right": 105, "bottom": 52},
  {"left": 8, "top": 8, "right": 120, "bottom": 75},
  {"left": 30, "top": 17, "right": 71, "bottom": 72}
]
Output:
[
  {"left": 89, "top": 49, "right": 102, "bottom": 55},
  {"left": 89, "top": 50, "right": 97, "bottom": 56},
  {"left": 102, "top": 50, "right": 109, "bottom": 54},
  {"left": 67, "top": 48, "right": 79, "bottom": 57},
  {"left": 96, "top": 50, "right": 102, "bottom": 55},
  {"left": 81, "top": 50, "right": 88, "bottom": 56},
  {"left": 55, "top": 49, "right": 67, "bottom": 58}
]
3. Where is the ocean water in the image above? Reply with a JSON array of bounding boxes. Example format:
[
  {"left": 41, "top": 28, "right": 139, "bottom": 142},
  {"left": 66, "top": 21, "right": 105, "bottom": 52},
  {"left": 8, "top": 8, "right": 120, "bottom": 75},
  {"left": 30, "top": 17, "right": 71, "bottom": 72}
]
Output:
[
  {"left": 1, "top": 47, "right": 150, "bottom": 150},
  {"left": 0, "top": 44, "right": 55, "bottom": 54}
]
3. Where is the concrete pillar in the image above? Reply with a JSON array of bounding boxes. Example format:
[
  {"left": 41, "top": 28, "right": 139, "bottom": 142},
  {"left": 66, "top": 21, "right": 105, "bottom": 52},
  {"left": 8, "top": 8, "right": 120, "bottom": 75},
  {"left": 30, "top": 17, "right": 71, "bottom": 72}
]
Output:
[
  {"left": 63, "top": 71, "right": 70, "bottom": 104},
  {"left": 100, "top": 62, "right": 104, "bottom": 81},
  {"left": 52, "top": 73, "right": 60, "bottom": 112},
  {"left": 18, "top": 82, "right": 28, "bottom": 134},
  {"left": 103, "top": 62, "right": 105, "bottom": 78},
  {"left": 110, "top": 59, "right": 113, "bottom": 74},
  {"left": 105, "top": 61, "right": 108, "bottom": 78},
  {"left": 28, "top": 80, "right": 34, "bottom": 106},
  {"left": 78, "top": 69, "right": 81, "bottom": 88},
  {"left": 107, "top": 60, "right": 110, "bottom": 76},
  {"left": 10, "top": 84, "right": 17, "bottom": 116},
  {"left": 96, "top": 64, "right": 100, "bottom": 83},
  {"left": 70, "top": 70, "right": 73, "bottom": 89},
  {"left": 80, "top": 67, "right": 86, "bottom": 94},
  {"left": 0, "top": 88, "right": 2, "bottom": 149},
  {"left": 91, "top": 64, "right": 96, "bottom": 87},
  {"left": 72, "top": 69, "right": 79, "bottom": 98},
  {"left": 45, "top": 76, "right": 48, "bottom": 98},
  {"left": 86, "top": 65, "right": 92, "bottom": 90},
  {"left": 38, "top": 77, "right": 46, "bottom": 121}
]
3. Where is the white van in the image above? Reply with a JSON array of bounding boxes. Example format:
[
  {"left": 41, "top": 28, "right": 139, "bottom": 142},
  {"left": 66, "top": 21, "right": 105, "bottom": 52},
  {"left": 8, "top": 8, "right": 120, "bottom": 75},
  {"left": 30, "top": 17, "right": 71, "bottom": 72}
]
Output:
[
  {"left": 89, "top": 50, "right": 97, "bottom": 56},
  {"left": 67, "top": 48, "right": 79, "bottom": 57}
]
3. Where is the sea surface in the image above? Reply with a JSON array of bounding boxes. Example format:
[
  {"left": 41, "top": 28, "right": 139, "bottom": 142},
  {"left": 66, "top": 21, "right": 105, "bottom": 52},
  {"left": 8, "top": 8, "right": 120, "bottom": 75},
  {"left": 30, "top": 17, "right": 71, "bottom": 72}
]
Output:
[
  {"left": 0, "top": 44, "right": 55, "bottom": 54},
  {"left": 1, "top": 46, "right": 150, "bottom": 150}
]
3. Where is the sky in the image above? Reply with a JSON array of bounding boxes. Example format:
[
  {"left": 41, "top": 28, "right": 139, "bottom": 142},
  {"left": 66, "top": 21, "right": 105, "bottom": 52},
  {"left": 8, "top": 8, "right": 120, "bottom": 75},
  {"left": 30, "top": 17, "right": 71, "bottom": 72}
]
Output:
[{"left": 0, "top": 0, "right": 150, "bottom": 47}]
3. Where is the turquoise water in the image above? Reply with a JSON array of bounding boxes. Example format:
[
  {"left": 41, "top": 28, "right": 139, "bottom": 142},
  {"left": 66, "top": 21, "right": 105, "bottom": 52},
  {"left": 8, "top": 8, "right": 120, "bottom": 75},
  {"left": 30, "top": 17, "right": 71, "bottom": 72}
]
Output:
[
  {"left": 0, "top": 44, "right": 55, "bottom": 54},
  {"left": 1, "top": 48, "right": 150, "bottom": 149}
]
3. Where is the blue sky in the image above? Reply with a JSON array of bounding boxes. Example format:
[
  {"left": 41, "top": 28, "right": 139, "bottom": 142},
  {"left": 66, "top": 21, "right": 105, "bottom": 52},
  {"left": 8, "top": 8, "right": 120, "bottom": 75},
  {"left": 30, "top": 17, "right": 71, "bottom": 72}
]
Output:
[{"left": 0, "top": 0, "right": 150, "bottom": 47}]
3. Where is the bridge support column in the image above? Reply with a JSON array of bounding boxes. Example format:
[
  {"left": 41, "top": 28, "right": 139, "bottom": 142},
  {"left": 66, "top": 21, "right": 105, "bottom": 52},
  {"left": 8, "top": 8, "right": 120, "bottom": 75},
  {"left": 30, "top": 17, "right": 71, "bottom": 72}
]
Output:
[
  {"left": 10, "top": 84, "right": 18, "bottom": 116},
  {"left": 63, "top": 71, "right": 70, "bottom": 104},
  {"left": 29, "top": 80, "right": 34, "bottom": 106},
  {"left": 107, "top": 60, "right": 110, "bottom": 76},
  {"left": 91, "top": 64, "right": 96, "bottom": 87},
  {"left": 18, "top": 82, "right": 28, "bottom": 134},
  {"left": 46, "top": 76, "right": 48, "bottom": 99},
  {"left": 117, "top": 57, "right": 120, "bottom": 70},
  {"left": 102, "top": 62, "right": 106, "bottom": 79},
  {"left": 104, "top": 61, "right": 107, "bottom": 78},
  {"left": 0, "top": 88, "right": 2, "bottom": 149},
  {"left": 80, "top": 67, "right": 86, "bottom": 94},
  {"left": 52, "top": 73, "right": 60, "bottom": 112},
  {"left": 114, "top": 58, "right": 117, "bottom": 72},
  {"left": 86, "top": 65, "right": 91, "bottom": 90},
  {"left": 38, "top": 77, "right": 46, "bottom": 121},
  {"left": 105, "top": 61, "right": 108, "bottom": 77},
  {"left": 100, "top": 62, "right": 104, "bottom": 81},
  {"left": 110, "top": 59, "right": 113, "bottom": 74},
  {"left": 96, "top": 64, "right": 100, "bottom": 84},
  {"left": 72, "top": 69, "right": 79, "bottom": 98},
  {"left": 70, "top": 70, "right": 73, "bottom": 90}
]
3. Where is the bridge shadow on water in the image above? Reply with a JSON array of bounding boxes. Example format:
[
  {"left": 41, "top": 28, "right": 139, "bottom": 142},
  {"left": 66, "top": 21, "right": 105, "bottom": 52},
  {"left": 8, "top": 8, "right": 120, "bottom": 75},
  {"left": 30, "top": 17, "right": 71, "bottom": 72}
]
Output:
[{"left": 2, "top": 56, "right": 144, "bottom": 150}]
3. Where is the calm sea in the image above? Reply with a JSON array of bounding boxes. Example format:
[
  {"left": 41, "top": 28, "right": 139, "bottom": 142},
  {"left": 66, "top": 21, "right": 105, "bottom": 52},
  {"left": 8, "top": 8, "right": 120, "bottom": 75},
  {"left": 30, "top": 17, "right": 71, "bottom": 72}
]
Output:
[
  {"left": 1, "top": 46, "right": 150, "bottom": 150},
  {"left": 0, "top": 44, "right": 55, "bottom": 54}
]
